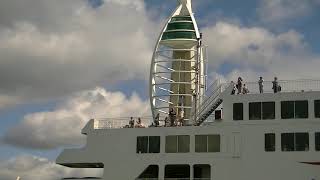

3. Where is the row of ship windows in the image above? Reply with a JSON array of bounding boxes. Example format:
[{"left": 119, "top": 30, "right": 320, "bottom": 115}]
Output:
[
  {"left": 136, "top": 132, "right": 320, "bottom": 154},
  {"left": 265, "top": 132, "right": 320, "bottom": 152},
  {"left": 136, "top": 135, "right": 220, "bottom": 154},
  {"left": 233, "top": 100, "right": 320, "bottom": 120}
]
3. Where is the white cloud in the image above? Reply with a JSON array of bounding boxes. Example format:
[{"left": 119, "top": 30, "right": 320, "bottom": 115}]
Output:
[
  {"left": 203, "top": 22, "right": 320, "bottom": 81},
  {"left": 257, "top": 0, "right": 320, "bottom": 24},
  {"left": 0, "top": 155, "right": 102, "bottom": 180},
  {"left": 2, "top": 87, "right": 150, "bottom": 149},
  {"left": 0, "top": 0, "right": 158, "bottom": 108}
]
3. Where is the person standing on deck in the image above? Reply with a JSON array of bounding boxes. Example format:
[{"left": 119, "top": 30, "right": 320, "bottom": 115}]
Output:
[
  {"left": 169, "top": 108, "right": 176, "bottom": 127},
  {"left": 129, "top": 117, "right": 134, "bottom": 128},
  {"left": 258, "top": 77, "right": 264, "bottom": 93},
  {"left": 272, "top": 77, "right": 279, "bottom": 93},
  {"left": 237, "top": 77, "right": 243, "bottom": 94}
]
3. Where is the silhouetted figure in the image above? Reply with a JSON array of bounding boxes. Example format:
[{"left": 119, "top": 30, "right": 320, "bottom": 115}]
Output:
[
  {"left": 129, "top": 117, "right": 134, "bottom": 128},
  {"left": 242, "top": 84, "right": 249, "bottom": 94},
  {"left": 154, "top": 113, "right": 160, "bottom": 127},
  {"left": 258, "top": 77, "right": 264, "bottom": 93},
  {"left": 272, "top": 77, "right": 279, "bottom": 93},
  {"left": 164, "top": 117, "right": 169, "bottom": 127},
  {"left": 237, "top": 77, "right": 243, "bottom": 94},
  {"left": 169, "top": 108, "right": 176, "bottom": 127},
  {"left": 231, "top": 81, "right": 236, "bottom": 95}
]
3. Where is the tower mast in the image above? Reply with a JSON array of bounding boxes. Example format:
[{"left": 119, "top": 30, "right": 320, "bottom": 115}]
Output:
[{"left": 150, "top": 0, "right": 206, "bottom": 125}]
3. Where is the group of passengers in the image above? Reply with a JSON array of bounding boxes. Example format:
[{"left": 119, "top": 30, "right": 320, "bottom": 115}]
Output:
[
  {"left": 128, "top": 117, "right": 145, "bottom": 128},
  {"left": 150, "top": 108, "right": 185, "bottom": 127},
  {"left": 231, "top": 77, "right": 249, "bottom": 95},
  {"left": 231, "top": 76, "right": 281, "bottom": 95}
]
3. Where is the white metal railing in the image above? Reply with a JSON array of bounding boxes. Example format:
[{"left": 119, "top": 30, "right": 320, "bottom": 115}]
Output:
[
  {"left": 93, "top": 117, "right": 156, "bottom": 129},
  {"left": 231, "top": 79, "right": 320, "bottom": 94}
]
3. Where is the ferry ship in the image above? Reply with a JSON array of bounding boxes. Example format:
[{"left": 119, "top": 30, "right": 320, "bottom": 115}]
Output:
[{"left": 56, "top": 0, "right": 320, "bottom": 179}]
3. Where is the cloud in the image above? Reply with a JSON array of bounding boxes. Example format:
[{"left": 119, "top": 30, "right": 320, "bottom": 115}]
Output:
[
  {"left": 2, "top": 87, "right": 150, "bottom": 149},
  {"left": 0, "top": 155, "right": 102, "bottom": 180},
  {"left": 0, "top": 0, "right": 158, "bottom": 109},
  {"left": 257, "top": 0, "right": 320, "bottom": 24},
  {"left": 203, "top": 22, "right": 320, "bottom": 81}
]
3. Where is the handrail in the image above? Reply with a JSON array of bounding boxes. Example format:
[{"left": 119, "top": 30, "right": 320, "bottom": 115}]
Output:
[{"left": 223, "top": 79, "right": 320, "bottom": 94}]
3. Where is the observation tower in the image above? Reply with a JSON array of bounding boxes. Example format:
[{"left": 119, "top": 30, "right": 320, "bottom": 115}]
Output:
[{"left": 150, "top": 0, "right": 206, "bottom": 124}]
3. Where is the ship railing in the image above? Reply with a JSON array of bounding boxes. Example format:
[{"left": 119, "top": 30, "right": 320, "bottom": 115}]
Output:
[
  {"left": 93, "top": 117, "right": 154, "bottom": 129},
  {"left": 228, "top": 79, "right": 320, "bottom": 94}
]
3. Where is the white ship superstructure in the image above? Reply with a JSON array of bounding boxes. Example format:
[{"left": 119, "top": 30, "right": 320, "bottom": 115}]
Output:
[{"left": 56, "top": 1, "right": 320, "bottom": 180}]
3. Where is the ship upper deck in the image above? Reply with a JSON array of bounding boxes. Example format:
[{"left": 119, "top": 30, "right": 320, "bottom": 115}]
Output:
[{"left": 89, "top": 79, "right": 320, "bottom": 130}]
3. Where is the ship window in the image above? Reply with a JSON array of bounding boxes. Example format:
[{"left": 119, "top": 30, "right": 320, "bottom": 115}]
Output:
[
  {"left": 262, "top": 102, "right": 275, "bottom": 119},
  {"left": 195, "top": 135, "right": 220, "bottom": 153},
  {"left": 137, "top": 136, "right": 160, "bottom": 154},
  {"left": 315, "top": 132, "right": 320, "bottom": 151},
  {"left": 165, "top": 165, "right": 190, "bottom": 179},
  {"left": 281, "top": 133, "right": 309, "bottom": 151},
  {"left": 315, "top": 100, "right": 320, "bottom": 118},
  {"left": 265, "top": 133, "right": 275, "bottom": 152},
  {"left": 233, "top": 103, "right": 243, "bottom": 120},
  {"left": 208, "top": 135, "right": 221, "bottom": 152},
  {"left": 137, "top": 165, "right": 159, "bottom": 178},
  {"left": 249, "top": 102, "right": 275, "bottom": 120},
  {"left": 195, "top": 135, "right": 207, "bottom": 152},
  {"left": 149, "top": 136, "right": 160, "bottom": 153},
  {"left": 295, "top": 101, "right": 308, "bottom": 118},
  {"left": 281, "top": 101, "right": 294, "bottom": 119},
  {"left": 178, "top": 135, "right": 190, "bottom": 153},
  {"left": 137, "top": 136, "right": 148, "bottom": 153},
  {"left": 194, "top": 164, "right": 211, "bottom": 179},
  {"left": 166, "top": 135, "right": 190, "bottom": 153},
  {"left": 249, "top": 102, "right": 261, "bottom": 120},
  {"left": 281, "top": 101, "right": 308, "bottom": 119},
  {"left": 295, "top": 133, "right": 309, "bottom": 151}
]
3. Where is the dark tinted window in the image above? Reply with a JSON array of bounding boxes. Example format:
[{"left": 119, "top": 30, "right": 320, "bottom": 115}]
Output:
[
  {"left": 295, "top": 101, "right": 308, "bottom": 118},
  {"left": 281, "top": 101, "right": 294, "bottom": 119},
  {"left": 314, "top": 100, "right": 320, "bottom": 118},
  {"left": 178, "top": 135, "right": 190, "bottom": 153},
  {"left": 194, "top": 165, "right": 211, "bottom": 179},
  {"left": 295, "top": 133, "right": 309, "bottom": 151},
  {"left": 265, "top": 133, "right": 275, "bottom": 152},
  {"left": 195, "top": 135, "right": 207, "bottom": 152},
  {"left": 281, "top": 133, "right": 294, "bottom": 151},
  {"left": 165, "top": 165, "right": 190, "bottom": 179},
  {"left": 137, "top": 136, "right": 148, "bottom": 153},
  {"left": 281, "top": 133, "right": 309, "bottom": 151},
  {"left": 316, "top": 132, "right": 320, "bottom": 151},
  {"left": 262, "top": 102, "right": 275, "bottom": 119},
  {"left": 233, "top": 103, "right": 243, "bottom": 120},
  {"left": 166, "top": 136, "right": 177, "bottom": 153},
  {"left": 166, "top": 135, "right": 190, "bottom": 153},
  {"left": 138, "top": 165, "right": 159, "bottom": 178},
  {"left": 208, "top": 135, "right": 220, "bottom": 152},
  {"left": 149, "top": 136, "right": 160, "bottom": 153},
  {"left": 249, "top": 102, "right": 261, "bottom": 120}
]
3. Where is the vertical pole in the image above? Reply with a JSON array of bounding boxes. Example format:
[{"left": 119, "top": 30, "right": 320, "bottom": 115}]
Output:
[{"left": 194, "top": 34, "right": 202, "bottom": 124}]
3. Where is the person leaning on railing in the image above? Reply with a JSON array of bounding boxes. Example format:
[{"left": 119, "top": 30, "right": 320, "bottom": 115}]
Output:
[{"left": 272, "top": 77, "right": 281, "bottom": 93}]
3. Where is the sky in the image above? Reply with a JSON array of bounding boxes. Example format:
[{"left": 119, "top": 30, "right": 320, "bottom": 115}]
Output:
[{"left": 0, "top": 0, "right": 320, "bottom": 179}]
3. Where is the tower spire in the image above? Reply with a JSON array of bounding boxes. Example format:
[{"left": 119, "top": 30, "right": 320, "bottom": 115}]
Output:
[{"left": 178, "top": 0, "right": 192, "bottom": 11}]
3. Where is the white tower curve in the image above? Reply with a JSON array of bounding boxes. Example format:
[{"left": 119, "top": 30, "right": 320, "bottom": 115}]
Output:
[{"left": 150, "top": 0, "right": 206, "bottom": 124}]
